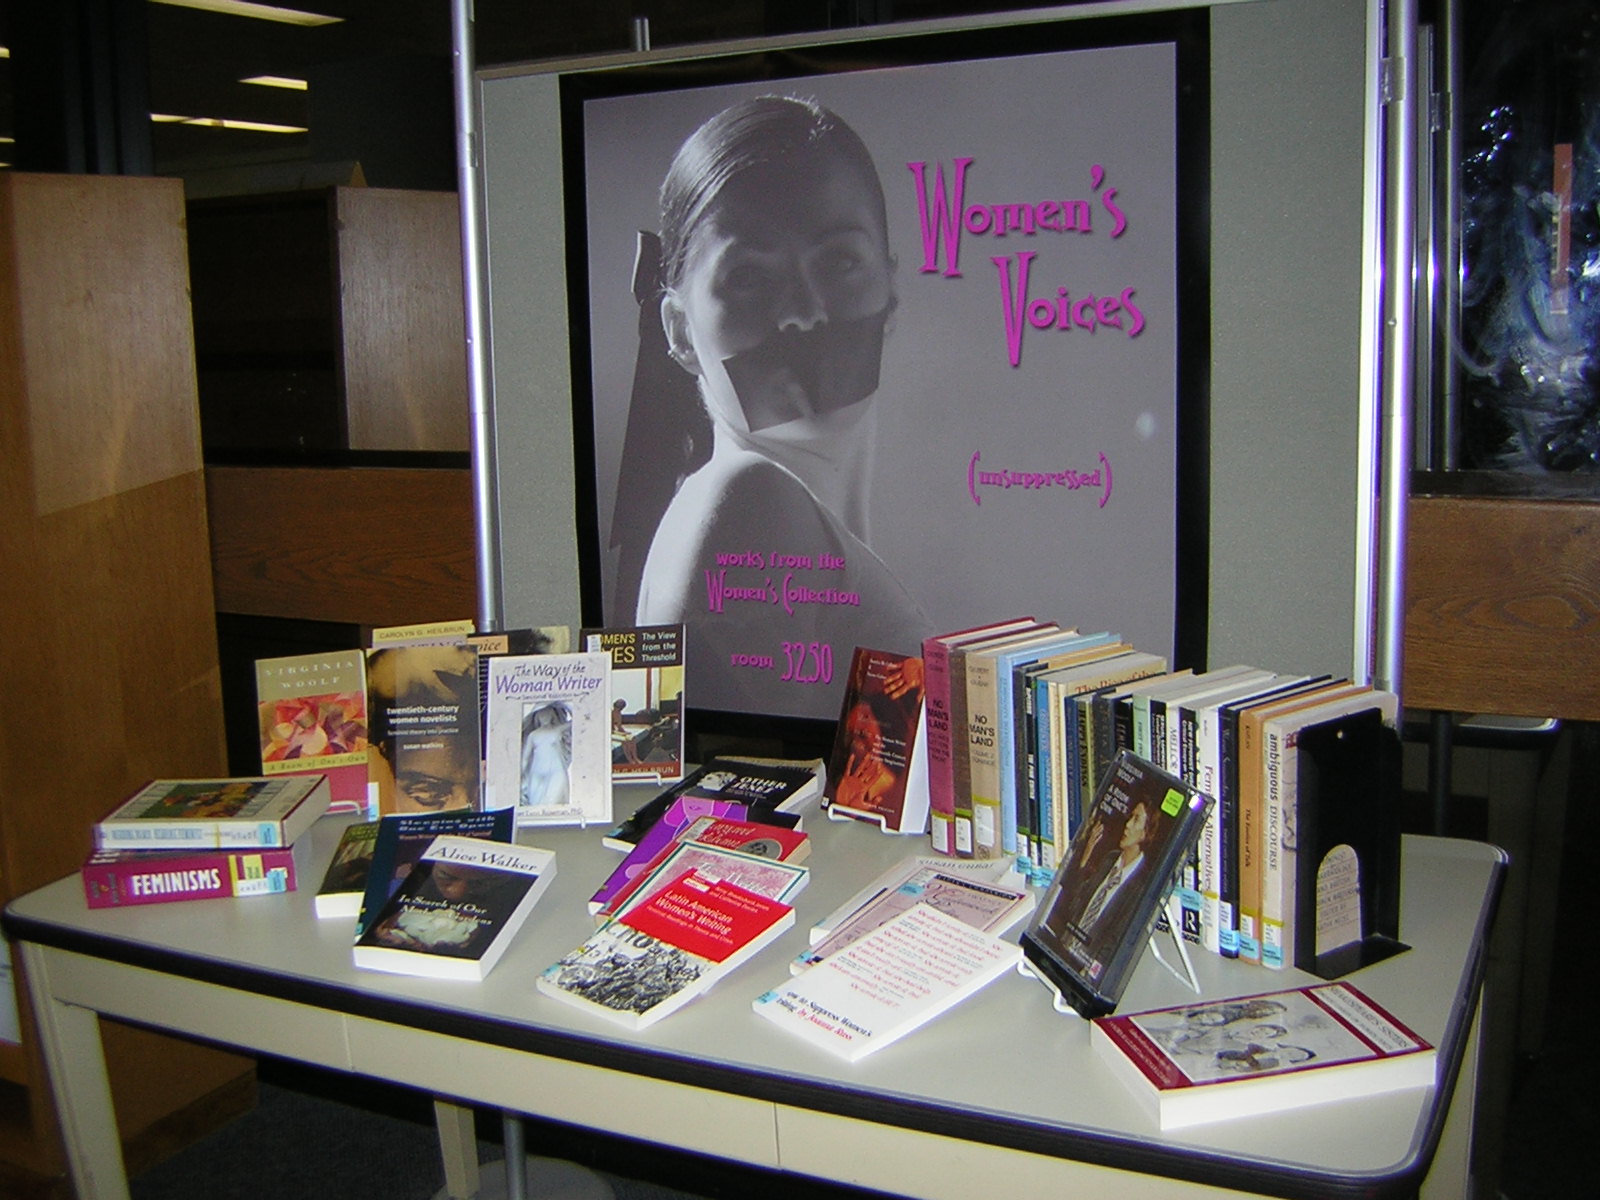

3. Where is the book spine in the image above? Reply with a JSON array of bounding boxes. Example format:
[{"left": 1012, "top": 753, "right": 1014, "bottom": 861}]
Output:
[
  {"left": 83, "top": 848, "right": 297, "bottom": 908},
  {"left": 1260, "top": 720, "right": 1295, "bottom": 969},
  {"left": 1017, "top": 667, "right": 1041, "bottom": 870},
  {"left": 1034, "top": 674, "right": 1056, "bottom": 874},
  {"left": 947, "top": 652, "right": 979, "bottom": 858},
  {"left": 921, "top": 637, "right": 957, "bottom": 855},
  {"left": 1235, "top": 713, "right": 1265, "bottom": 964},
  {"left": 1215, "top": 705, "right": 1243, "bottom": 958},
  {"left": 964, "top": 653, "right": 1005, "bottom": 860},
  {"left": 93, "top": 819, "right": 291, "bottom": 851}
]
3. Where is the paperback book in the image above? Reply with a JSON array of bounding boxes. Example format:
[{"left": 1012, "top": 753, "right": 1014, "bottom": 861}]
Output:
[
  {"left": 754, "top": 902, "right": 1021, "bottom": 1061},
  {"left": 353, "top": 807, "right": 515, "bottom": 940},
  {"left": 1090, "top": 982, "right": 1436, "bottom": 1129},
  {"left": 353, "top": 836, "right": 557, "bottom": 981},
  {"left": 539, "top": 871, "right": 794, "bottom": 1029},
  {"left": 254, "top": 649, "right": 371, "bottom": 815},
  {"left": 823, "top": 646, "right": 929, "bottom": 835},
  {"left": 82, "top": 846, "right": 297, "bottom": 908},
  {"left": 314, "top": 820, "right": 380, "bottom": 918},
  {"left": 589, "top": 810, "right": 809, "bottom": 915},
  {"left": 602, "top": 756, "right": 823, "bottom": 852},
  {"left": 582, "top": 623, "right": 686, "bottom": 784},
  {"left": 598, "top": 838, "right": 810, "bottom": 924},
  {"left": 366, "top": 643, "right": 482, "bottom": 817},
  {"left": 93, "top": 775, "right": 331, "bottom": 851},
  {"left": 1020, "top": 751, "right": 1210, "bottom": 1018},
  {"left": 483, "top": 651, "right": 613, "bottom": 828}
]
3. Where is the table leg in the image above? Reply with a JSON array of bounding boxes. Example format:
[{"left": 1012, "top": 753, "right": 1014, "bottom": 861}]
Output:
[
  {"left": 17, "top": 943, "right": 131, "bottom": 1200},
  {"left": 434, "top": 1097, "right": 482, "bottom": 1199}
]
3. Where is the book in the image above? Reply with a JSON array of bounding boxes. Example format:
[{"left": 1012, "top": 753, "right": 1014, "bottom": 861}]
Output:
[
  {"left": 597, "top": 838, "right": 810, "bottom": 924},
  {"left": 921, "top": 619, "right": 1045, "bottom": 855},
  {"left": 589, "top": 812, "right": 809, "bottom": 916},
  {"left": 793, "top": 862, "right": 1032, "bottom": 973},
  {"left": 467, "top": 626, "right": 566, "bottom": 771},
  {"left": 353, "top": 807, "right": 516, "bottom": 940},
  {"left": 82, "top": 846, "right": 297, "bottom": 908},
  {"left": 92, "top": 775, "right": 332, "bottom": 851},
  {"left": 254, "top": 648, "right": 371, "bottom": 816},
  {"left": 581, "top": 623, "right": 686, "bottom": 785},
  {"left": 1090, "top": 982, "right": 1436, "bottom": 1130},
  {"left": 540, "top": 871, "right": 794, "bottom": 1029},
  {"left": 313, "top": 819, "right": 380, "bottom": 918},
  {"left": 369, "top": 619, "right": 476, "bottom": 646},
  {"left": 353, "top": 836, "right": 557, "bottom": 981},
  {"left": 753, "top": 902, "right": 1022, "bottom": 1061},
  {"left": 366, "top": 643, "right": 482, "bottom": 817},
  {"left": 483, "top": 651, "right": 612, "bottom": 828},
  {"left": 1020, "top": 750, "right": 1210, "bottom": 1018},
  {"left": 808, "top": 853, "right": 1025, "bottom": 945},
  {"left": 602, "top": 756, "right": 823, "bottom": 852},
  {"left": 823, "top": 646, "right": 929, "bottom": 835}
]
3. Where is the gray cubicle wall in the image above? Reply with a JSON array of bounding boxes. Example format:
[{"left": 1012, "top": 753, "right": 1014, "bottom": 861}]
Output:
[{"left": 474, "top": 0, "right": 1380, "bottom": 683}]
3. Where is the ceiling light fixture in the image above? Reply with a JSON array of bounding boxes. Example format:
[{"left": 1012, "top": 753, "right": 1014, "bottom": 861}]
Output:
[
  {"left": 150, "top": 113, "right": 309, "bottom": 134},
  {"left": 149, "top": 1, "right": 342, "bottom": 27},
  {"left": 241, "top": 75, "right": 309, "bottom": 90}
]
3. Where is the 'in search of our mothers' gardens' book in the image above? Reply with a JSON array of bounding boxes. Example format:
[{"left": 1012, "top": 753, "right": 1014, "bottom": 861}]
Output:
[{"left": 484, "top": 651, "right": 612, "bottom": 828}]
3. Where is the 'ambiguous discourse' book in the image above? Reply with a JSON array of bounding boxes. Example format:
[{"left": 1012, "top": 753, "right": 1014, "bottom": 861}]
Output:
[
  {"left": 539, "top": 871, "right": 794, "bottom": 1029},
  {"left": 754, "top": 902, "right": 1022, "bottom": 1061},
  {"left": 353, "top": 836, "right": 557, "bottom": 981},
  {"left": 824, "top": 646, "right": 929, "bottom": 835},
  {"left": 1091, "top": 981, "right": 1436, "bottom": 1130},
  {"left": 602, "top": 755, "right": 823, "bottom": 852},
  {"left": 484, "top": 651, "right": 613, "bottom": 828},
  {"left": 314, "top": 819, "right": 380, "bottom": 918},
  {"left": 582, "top": 623, "right": 687, "bottom": 785},
  {"left": 352, "top": 807, "right": 515, "bottom": 940},
  {"left": 82, "top": 846, "right": 297, "bottom": 908},
  {"left": 93, "top": 775, "right": 331, "bottom": 851},
  {"left": 254, "top": 649, "right": 371, "bottom": 816},
  {"left": 590, "top": 812, "right": 809, "bottom": 916},
  {"left": 1020, "top": 751, "right": 1211, "bottom": 1018}
]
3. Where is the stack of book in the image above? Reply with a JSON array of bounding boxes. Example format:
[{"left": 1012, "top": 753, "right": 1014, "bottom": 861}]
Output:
[{"left": 81, "top": 774, "right": 332, "bottom": 908}]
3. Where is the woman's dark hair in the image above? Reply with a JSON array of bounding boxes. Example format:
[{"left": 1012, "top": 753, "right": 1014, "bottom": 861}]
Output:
[{"left": 657, "top": 95, "right": 888, "bottom": 291}]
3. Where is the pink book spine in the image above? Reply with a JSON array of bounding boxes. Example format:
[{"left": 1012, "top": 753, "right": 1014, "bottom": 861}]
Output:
[{"left": 921, "top": 636, "right": 957, "bottom": 854}]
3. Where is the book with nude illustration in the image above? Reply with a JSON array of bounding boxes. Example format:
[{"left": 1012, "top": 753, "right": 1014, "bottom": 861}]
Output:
[
  {"left": 352, "top": 836, "right": 557, "bottom": 981},
  {"left": 483, "top": 651, "right": 612, "bottom": 827}
]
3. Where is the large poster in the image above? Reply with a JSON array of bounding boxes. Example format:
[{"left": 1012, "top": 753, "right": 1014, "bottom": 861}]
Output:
[{"left": 573, "top": 35, "right": 1189, "bottom": 723}]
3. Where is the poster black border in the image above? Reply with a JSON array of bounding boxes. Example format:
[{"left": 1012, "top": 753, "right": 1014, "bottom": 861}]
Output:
[{"left": 559, "top": 9, "right": 1211, "bottom": 760}]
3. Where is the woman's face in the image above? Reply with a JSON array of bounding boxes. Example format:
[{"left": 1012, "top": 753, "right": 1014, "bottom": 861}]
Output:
[{"left": 663, "top": 150, "right": 894, "bottom": 431}]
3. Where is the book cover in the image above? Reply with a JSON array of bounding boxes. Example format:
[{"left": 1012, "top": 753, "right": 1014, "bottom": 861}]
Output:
[
  {"left": 353, "top": 836, "right": 557, "bottom": 981},
  {"left": 82, "top": 846, "right": 297, "bottom": 908},
  {"left": 1020, "top": 750, "right": 1210, "bottom": 1018},
  {"left": 823, "top": 647, "right": 929, "bottom": 835},
  {"left": 1090, "top": 982, "right": 1435, "bottom": 1130},
  {"left": 793, "top": 864, "right": 1031, "bottom": 972},
  {"left": 754, "top": 902, "right": 1021, "bottom": 1061},
  {"left": 314, "top": 820, "right": 380, "bottom": 918},
  {"left": 366, "top": 643, "right": 482, "bottom": 817},
  {"left": 540, "top": 871, "right": 794, "bottom": 1029},
  {"left": 92, "top": 775, "right": 332, "bottom": 851},
  {"left": 808, "top": 854, "right": 1025, "bottom": 945},
  {"left": 600, "top": 838, "right": 810, "bottom": 924},
  {"left": 254, "top": 649, "right": 370, "bottom": 815},
  {"left": 484, "top": 651, "right": 612, "bottom": 828},
  {"left": 602, "top": 756, "right": 822, "bottom": 851},
  {"left": 589, "top": 810, "right": 809, "bottom": 916},
  {"left": 582, "top": 623, "right": 686, "bottom": 785},
  {"left": 353, "top": 807, "right": 515, "bottom": 940},
  {"left": 466, "top": 626, "right": 567, "bottom": 768}
]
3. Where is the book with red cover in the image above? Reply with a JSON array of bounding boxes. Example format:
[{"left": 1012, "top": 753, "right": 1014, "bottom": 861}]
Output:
[
  {"left": 83, "top": 846, "right": 297, "bottom": 908},
  {"left": 587, "top": 810, "right": 809, "bottom": 915},
  {"left": 824, "top": 646, "right": 929, "bottom": 835}
]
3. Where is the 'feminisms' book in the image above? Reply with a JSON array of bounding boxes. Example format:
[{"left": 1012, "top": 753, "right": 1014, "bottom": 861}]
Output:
[
  {"left": 353, "top": 836, "right": 557, "bottom": 981},
  {"left": 1020, "top": 751, "right": 1210, "bottom": 1018},
  {"left": 93, "top": 775, "right": 331, "bottom": 851},
  {"left": 589, "top": 811, "right": 810, "bottom": 915},
  {"left": 602, "top": 756, "right": 823, "bottom": 852},
  {"left": 314, "top": 820, "right": 380, "bottom": 918},
  {"left": 823, "top": 646, "right": 929, "bottom": 835},
  {"left": 353, "top": 808, "right": 515, "bottom": 940},
  {"left": 582, "top": 623, "right": 686, "bottom": 785},
  {"left": 754, "top": 902, "right": 1021, "bottom": 1061},
  {"left": 1091, "top": 981, "right": 1436, "bottom": 1130},
  {"left": 539, "top": 871, "right": 794, "bottom": 1029},
  {"left": 484, "top": 651, "right": 613, "bottom": 828},
  {"left": 82, "top": 846, "right": 297, "bottom": 908},
  {"left": 254, "top": 649, "right": 371, "bottom": 816}
]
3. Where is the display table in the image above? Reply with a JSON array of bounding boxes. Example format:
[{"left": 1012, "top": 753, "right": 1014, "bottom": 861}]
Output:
[{"left": 2, "top": 795, "right": 1502, "bottom": 1200}]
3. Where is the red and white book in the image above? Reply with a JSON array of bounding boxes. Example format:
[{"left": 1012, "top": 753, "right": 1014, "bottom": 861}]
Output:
[{"left": 82, "top": 846, "right": 297, "bottom": 908}]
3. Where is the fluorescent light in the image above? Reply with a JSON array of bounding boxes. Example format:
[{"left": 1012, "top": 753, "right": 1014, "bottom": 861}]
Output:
[
  {"left": 0, "top": 46, "right": 11, "bottom": 58},
  {"left": 149, "top": 1, "right": 342, "bottom": 27},
  {"left": 241, "top": 75, "right": 309, "bottom": 91},
  {"left": 149, "top": 113, "right": 308, "bottom": 134}
]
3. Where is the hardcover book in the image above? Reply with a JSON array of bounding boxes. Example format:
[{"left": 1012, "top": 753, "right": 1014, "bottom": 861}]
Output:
[
  {"left": 589, "top": 811, "right": 809, "bottom": 916},
  {"left": 582, "top": 623, "right": 686, "bottom": 785},
  {"left": 1090, "top": 982, "right": 1435, "bottom": 1130},
  {"left": 92, "top": 775, "right": 331, "bottom": 851},
  {"left": 602, "top": 756, "right": 822, "bottom": 852},
  {"left": 484, "top": 651, "right": 612, "bottom": 828},
  {"left": 314, "top": 820, "right": 380, "bottom": 918},
  {"left": 254, "top": 649, "right": 371, "bottom": 815},
  {"left": 82, "top": 846, "right": 297, "bottom": 908},
  {"left": 1020, "top": 750, "right": 1210, "bottom": 1018},
  {"left": 353, "top": 836, "right": 557, "bottom": 981},
  {"left": 353, "top": 807, "right": 515, "bottom": 940},
  {"left": 539, "top": 871, "right": 794, "bottom": 1029},
  {"left": 366, "top": 643, "right": 482, "bottom": 817},
  {"left": 823, "top": 646, "right": 929, "bottom": 835},
  {"left": 754, "top": 902, "right": 1021, "bottom": 1061}
]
